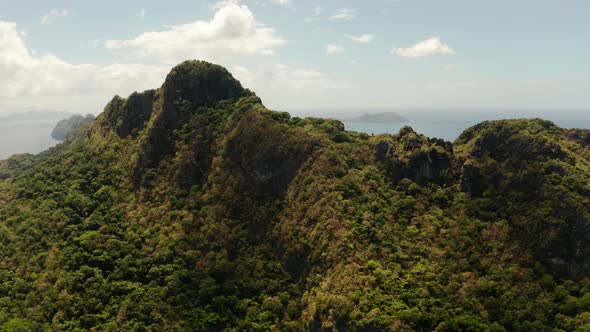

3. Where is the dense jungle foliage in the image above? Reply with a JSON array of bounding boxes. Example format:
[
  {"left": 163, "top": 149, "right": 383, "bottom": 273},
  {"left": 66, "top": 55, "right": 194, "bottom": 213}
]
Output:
[{"left": 1, "top": 60, "right": 590, "bottom": 331}]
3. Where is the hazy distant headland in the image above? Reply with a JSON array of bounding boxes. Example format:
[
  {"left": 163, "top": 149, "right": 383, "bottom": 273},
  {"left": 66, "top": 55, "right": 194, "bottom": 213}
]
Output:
[
  {"left": 51, "top": 114, "right": 96, "bottom": 141},
  {"left": 289, "top": 109, "right": 590, "bottom": 141},
  {"left": 345, "top": 111, "right": 409, "bottom": 123}
]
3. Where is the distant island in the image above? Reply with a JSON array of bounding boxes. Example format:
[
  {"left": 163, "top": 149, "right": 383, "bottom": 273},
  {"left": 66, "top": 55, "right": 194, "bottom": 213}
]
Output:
[
  {"left": 346, "top": 111, "right": 409, "bottom": 123},
  {"left": 51, "top": 114, "right": 96, "bottom": 141}
]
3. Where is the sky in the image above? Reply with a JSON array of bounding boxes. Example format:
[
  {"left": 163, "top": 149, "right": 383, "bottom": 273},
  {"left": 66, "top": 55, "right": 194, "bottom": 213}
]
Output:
[{"left": 0, "top": 0, "right": 589, "bottom": 115}]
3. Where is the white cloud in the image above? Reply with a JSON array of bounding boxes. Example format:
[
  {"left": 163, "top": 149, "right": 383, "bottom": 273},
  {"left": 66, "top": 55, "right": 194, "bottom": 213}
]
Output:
[
  {"left": 139, "top": 9, "right": 147, "bottom": 18},
  {"left": 391, "top": 37, "right": 454, "bottom": 59},
  {"left": 105, "top": 2, "right": 285, "bottom": 64},
  {"left": 0, "top": 3, "right": 349, "bottom": 113},
  {"left": 0, "top": 20, "right": 344, "bottom": 113},
  {"left": 326, "top": 44, "right": 344, "bottom": 55},
  {"left": 237, "top": 64, "right": 325, "bottom": 87},
  {"left": 231, "top": 63, "right": 348, "bottom": 108},
  {"left": 329, "top": 9, "right": 355, "bottom": 20},
  {"left": 345, "top": 34, "right": 374, "bottom": 43},
  {"left": 0, "top": 21, "right": 167, "bottom": 98},
  {"left": 313, "top": 6, "right": 322, "bottom": 16},
  {"left": 41, "top": 9, "right": 69, "bottom": 25}
]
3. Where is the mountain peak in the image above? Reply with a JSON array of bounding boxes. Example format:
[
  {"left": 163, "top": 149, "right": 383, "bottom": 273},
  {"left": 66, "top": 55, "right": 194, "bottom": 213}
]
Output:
[
  {"left": 97, "top": 60, "right": 256, "bottom": 139},
  {"left": 162, "top": 60, "right": 251, "bottom": 109}
]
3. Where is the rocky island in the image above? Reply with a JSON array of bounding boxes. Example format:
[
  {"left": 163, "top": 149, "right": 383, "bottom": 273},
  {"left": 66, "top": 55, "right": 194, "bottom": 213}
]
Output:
[
  {"left": 347, "top": 111, "right": 409, "bottom": 123},
  {"left": 51, "top": 114, "right": 96, "bottom": 141},
  {"left": 0, "top": 61, "right": 589, "bottom": 331}
]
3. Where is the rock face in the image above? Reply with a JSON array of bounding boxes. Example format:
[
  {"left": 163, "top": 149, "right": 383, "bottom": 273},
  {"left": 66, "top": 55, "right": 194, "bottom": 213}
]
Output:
[
  {"left": 100, "top": 91, "right": 156, "bottom": 138},
  {"left": 460, "top": 164, "right": 484, "bottom": 197},
  {"left": 51, "top": 114, "right": 95, "bottom": 141},
  {"left": 376, "top": 126, "right": 453, "bottom": 184},
  {"left": 565, "top": 128, "right": 590, "bottom": 146}
]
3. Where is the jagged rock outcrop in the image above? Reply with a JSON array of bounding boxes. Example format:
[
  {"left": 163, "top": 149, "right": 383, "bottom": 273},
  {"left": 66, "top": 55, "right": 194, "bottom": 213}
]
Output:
[
  {"left": 565, "top": 128, "right": 590, "bottom": 146},
  {"left": 99, "top": 90, "right": 156, "bottom": 138},
  {"left": 376, "top": 126, "right": 453, "bottom": 184},
  {"left": 460, "top": 163, "right": 484, "bottom": 197}
]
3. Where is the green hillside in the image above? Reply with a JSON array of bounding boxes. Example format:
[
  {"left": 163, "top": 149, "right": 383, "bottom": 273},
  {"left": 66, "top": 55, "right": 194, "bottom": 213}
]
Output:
[{"left": 1, "top": 60, "right": 590, "bottom": 331}]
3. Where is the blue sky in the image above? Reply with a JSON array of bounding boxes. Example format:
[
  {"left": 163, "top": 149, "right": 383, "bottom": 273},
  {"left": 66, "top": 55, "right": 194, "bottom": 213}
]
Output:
[{"left": 0, "top": 0, "right": 589, "bottom": 114}]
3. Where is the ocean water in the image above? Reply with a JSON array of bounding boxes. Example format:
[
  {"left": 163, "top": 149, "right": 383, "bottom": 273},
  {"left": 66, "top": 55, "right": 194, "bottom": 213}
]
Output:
[
  {"left": 293, "top": 110, "right": 590, "bottom": 142},
  {"left": 341, "top": 112, "right": 497, "bottom": 141},
  {"left": 0, "top": 120, "right": 60, "bottom": 160},
  {"left": 1, "top": 110, "right": 589, "bottom": 160}
]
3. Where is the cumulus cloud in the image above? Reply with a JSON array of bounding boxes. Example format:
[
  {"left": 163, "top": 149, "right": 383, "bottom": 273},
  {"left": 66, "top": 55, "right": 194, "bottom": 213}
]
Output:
[
  {"left": 345, "top": 34, "right": 374, "bottom": 43},
  {"left": 232, "top": 63, "right": 348, "bottom": 108},
  {"left": 0, "top": 21, "right": 167, "bottom": 98},
  {"left": 329, "top": 9, "right": 355, "bottom": 20},
  {"left": 235, "top": 64, "right": 325, "bottom": 89},
  {"left": 41, "top": 9, "right": 69, "bottom": 25},
  {"left": 105, "top": 1, "right": 286, "bottom": 63},
  {"left": 326, "top": 44, "right": 344, "bottom": 55},
  {"left": 0, "top": 1, "right": 342, "bottom": 112},
  {"left": 391, "top": 37, "right": 454, "bottom": 59},
  {"left": 0, "top": 19, "right": 342, "bottom": 113}
]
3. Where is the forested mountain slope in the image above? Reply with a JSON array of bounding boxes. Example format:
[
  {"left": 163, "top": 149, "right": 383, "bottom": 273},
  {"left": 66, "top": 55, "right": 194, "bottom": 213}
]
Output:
[{"left": 1, "top": 61, "right": 590, "bottom": 331}]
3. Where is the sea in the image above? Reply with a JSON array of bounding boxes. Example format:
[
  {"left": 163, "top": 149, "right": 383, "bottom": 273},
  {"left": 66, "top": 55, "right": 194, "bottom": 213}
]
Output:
[
  {"left": 0, "top": 119, "right": 61, "bottom": 160},
  {"left": 1, "top": 110, "right": 590, "bottom": 161},
  {"left": 291, "top": 109, "right": 590, "bottom": 142}
]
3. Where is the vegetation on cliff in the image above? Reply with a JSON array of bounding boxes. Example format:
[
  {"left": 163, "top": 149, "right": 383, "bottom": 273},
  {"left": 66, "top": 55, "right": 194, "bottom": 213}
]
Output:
[{"left": 1, "top": 61, "right": 590, "bottom": 331}]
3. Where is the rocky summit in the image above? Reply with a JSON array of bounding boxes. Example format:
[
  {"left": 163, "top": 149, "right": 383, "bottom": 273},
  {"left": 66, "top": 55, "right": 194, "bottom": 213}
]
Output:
[{"left": 1, "top": 60, "right": 590, "bottom": 331}]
